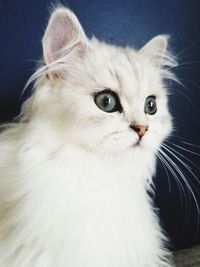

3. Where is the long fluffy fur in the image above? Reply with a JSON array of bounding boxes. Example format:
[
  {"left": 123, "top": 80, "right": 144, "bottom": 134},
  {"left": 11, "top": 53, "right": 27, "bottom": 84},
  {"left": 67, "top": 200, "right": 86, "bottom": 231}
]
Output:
[{"left": 0, "top": 7, "right": 177, "bottom": 267}]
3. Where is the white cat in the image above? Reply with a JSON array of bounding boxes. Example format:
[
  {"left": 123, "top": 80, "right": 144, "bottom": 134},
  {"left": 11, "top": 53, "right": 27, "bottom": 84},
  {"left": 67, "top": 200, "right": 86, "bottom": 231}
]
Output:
[{"left": 0, "top": 7, "right": 177, "bottom": 267}]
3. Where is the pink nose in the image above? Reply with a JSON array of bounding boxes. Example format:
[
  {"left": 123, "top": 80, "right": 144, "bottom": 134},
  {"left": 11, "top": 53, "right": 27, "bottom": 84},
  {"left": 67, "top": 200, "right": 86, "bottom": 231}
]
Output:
[{"left": 130, "top": 124, "right": 149, "bottom": 138}]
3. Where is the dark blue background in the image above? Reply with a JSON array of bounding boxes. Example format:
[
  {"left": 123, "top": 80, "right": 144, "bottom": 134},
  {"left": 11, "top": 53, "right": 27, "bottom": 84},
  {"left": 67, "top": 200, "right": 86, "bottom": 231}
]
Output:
[{"left": 0, "top": 0, "right": 200, "bottom": 250}]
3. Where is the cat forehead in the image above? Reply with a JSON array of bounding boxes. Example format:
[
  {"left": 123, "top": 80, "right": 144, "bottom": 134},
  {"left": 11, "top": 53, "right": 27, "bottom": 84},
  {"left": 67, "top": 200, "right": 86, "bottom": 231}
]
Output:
[{"left": 87, "top": 40, "right": 162, "bottom": 98}]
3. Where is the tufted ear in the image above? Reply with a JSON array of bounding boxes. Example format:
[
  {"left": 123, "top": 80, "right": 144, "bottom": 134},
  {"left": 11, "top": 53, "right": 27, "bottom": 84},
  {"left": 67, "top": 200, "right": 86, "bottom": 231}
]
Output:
[
  {"left": 139, "top": 35, "right": 176, "bottom": 67},
  {"left": 42, "top": 8, "right": 87, "bottom": 65}
]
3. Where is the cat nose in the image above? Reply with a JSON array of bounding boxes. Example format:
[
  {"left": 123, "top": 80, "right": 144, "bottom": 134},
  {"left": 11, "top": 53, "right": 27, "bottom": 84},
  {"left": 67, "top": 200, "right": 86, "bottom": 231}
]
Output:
[{"left": 129, "top": 124, "right": 149, "bottom": 138}]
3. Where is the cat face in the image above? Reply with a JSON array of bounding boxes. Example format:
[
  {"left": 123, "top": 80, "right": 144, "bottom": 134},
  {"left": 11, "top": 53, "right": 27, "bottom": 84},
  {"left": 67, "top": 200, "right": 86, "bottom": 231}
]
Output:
[{"left": 31, "top": 8, "right": 176, "bottom": 158}]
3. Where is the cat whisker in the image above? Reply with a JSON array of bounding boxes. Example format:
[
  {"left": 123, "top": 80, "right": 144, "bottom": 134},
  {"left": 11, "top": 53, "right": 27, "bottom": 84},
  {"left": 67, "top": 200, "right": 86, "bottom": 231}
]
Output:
[
  {"left": 175, "top": 61, "right": 200, "bottom": 67},
  {"left": 163, "top": 139, "right": 200, "bottom": 241},
  {"left": 158, "top": 148, "right": 194, "bottom": 220},
  {"left": 175, "top": 67, "right": 200, "bottom": 71},
  {"left": 156, "top": 152, "right": 172, "bottom": 192},
  {"left": 165, "top": 140, "right": 200, "bottom": 157},
  {"left": 166, "top": 61, "right": 200, "bottom": 72},
  {"left": 172, "top": 39, "right": 200, "bottom": 60},
  {"left": 173, "top": 87, "right": 198, "bottom": 112},
  {"left": 178, "top": 78, "right": 200, "bottom": 90},
  {"left": 90, "top": 131, "right": 129, "bottom": 158},
  {"left": 156, "top": 150, "right": 187, "bottom": 209},
  {"left": 168, "top": 133, "right": 193, "bottom": 142},
  {"left": 158, "top": 146, "right": 200, "bottom": 214},
  {"left": 164, "top": 142, "right": 200, "bottom": 178},
  {"left": 181, "top": 141, "right": 200, "bottom": 149},
  {"left": 161, "top": 143, "right": 200, "bottom": 187},
  {"left": 93, "top": 131, "right": 122, "bottom": 148},
  {"left": 167, "top": 77, "right": 199, "bottom": 112},
  {"left": 177, "top": 53, "right": 200, "bottom": 58}
]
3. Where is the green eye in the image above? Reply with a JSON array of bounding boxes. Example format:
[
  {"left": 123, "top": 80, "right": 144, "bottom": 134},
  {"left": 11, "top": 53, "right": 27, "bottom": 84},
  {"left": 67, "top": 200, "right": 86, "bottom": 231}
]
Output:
[
  {"left": 94, "top": 89, "right": 122, "bottom": 113},
  {"left": 144, "top": 96, "right": 157, "bottom": 115}
]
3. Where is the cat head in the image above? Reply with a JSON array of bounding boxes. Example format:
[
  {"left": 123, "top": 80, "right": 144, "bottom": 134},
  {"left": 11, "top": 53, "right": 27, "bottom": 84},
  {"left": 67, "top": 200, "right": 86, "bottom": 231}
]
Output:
[{"left": 27, "top": 7, "right": 177, "bottom": 159}]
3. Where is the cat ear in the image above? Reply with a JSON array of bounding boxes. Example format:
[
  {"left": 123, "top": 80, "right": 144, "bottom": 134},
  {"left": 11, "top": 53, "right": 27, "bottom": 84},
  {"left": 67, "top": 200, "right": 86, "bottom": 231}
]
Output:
[
  {"left": 139, "top": 35, "right": 175, "bottom": 67},
  {"left": 42, "top": 8, "right": 87, "bottom": 65}
]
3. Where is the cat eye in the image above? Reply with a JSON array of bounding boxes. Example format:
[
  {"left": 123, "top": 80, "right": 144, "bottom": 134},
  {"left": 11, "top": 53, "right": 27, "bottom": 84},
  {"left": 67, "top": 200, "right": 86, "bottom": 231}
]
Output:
[
  {"left": 94, "top": 89, "right": 122, "bottom": 113},
  {"left": 144, "top": 96, "right": 157, "bottom": 115}
]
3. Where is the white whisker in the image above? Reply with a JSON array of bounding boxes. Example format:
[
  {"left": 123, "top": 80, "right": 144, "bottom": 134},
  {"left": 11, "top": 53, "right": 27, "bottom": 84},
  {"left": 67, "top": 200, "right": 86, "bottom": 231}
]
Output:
[
  {"left": 156, "top": 152, "right": 172, "bottom": 192},
  {"left": 159, "top": 147, "right": 200, "bottom": 215},
  {"left": 164, "top": 141, "right": 200, "bottom": 171},
  {"left": 182, "top": 141, "right": 200, "bottom": 149},
  {"left": 162, "top": 143, "right": 200, "bottom": 186},
  {"left": 179, "top": 78, "right": 200, "bottom": 90},
  {"left": 160, "top": 150, "right": 199, "bottom": 214},
  {"left": 173, "top": 39, "right": 200, "bottom": 59},
  {"left": 157, "top": 150, "right": 187, "bottom": 204}
]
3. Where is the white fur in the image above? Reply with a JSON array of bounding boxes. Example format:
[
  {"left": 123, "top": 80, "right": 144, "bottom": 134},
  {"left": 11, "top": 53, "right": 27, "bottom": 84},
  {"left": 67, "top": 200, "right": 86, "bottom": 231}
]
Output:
[{"left": 0, "top": 7, "right": 176, "bottom": 267}]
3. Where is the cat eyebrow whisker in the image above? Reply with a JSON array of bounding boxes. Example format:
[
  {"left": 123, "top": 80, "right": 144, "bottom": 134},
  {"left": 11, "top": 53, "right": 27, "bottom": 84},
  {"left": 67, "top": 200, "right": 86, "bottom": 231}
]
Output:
[{"left": 172, "top": 39, "right": 200, "bottom": 60}]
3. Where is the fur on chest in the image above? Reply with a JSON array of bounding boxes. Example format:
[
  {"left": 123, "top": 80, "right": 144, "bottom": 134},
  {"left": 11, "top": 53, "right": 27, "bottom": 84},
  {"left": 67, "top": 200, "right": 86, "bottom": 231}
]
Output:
[{"left": 0, "top": 144, "right": 165, "bottom": 267}]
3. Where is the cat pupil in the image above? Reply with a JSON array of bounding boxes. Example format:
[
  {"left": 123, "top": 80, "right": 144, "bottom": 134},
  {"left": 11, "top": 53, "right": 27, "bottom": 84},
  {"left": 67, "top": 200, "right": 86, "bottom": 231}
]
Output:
[
  {"left": 149, "top": 101, "right": 154, "bottom": 110},
  {"left": 103, "top": 96, "right": 110, "bottom": 107}
]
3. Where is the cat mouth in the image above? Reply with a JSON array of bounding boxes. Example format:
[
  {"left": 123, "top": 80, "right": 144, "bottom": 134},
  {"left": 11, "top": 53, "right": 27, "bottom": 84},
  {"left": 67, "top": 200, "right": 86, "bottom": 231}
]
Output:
[{"left": 133, "top": 138, "right": 142, "bottom": 147}]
